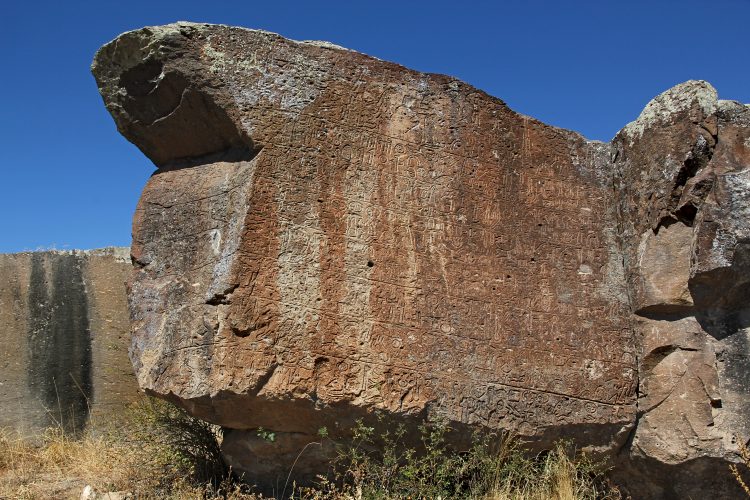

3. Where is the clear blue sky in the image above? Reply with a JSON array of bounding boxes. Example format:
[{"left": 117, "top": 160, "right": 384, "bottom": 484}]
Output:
[{"left": 2, "top": 0, "right": 748, "bottom": 252}]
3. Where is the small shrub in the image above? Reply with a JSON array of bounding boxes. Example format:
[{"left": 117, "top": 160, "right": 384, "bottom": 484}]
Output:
[
  {"left": 303, "top": 417, "right": 619, "bottom": 500},
  {"left": 125, "top": 397, "right": 227, "bottom": 487}
]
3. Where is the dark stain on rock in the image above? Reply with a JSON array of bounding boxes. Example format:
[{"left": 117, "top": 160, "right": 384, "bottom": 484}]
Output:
[{"left": 27, "top": 253, "right": 93, "bottom": 434}]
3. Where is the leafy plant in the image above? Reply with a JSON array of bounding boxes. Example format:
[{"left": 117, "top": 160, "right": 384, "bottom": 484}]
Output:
[
  {"left": 310, "top": 417, "right": 618, "bottom": 500},
  {"left": 257, "top": 427, "right": 277, "bottom": 443}
]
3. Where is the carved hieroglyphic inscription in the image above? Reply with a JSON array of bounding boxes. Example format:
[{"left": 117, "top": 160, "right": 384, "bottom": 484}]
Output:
[
  {"left": 94, "top": 25, "right": 750, "bottom": 495},
  {"left": 96, "top": 23, "right": 635, "bottom": 442}
]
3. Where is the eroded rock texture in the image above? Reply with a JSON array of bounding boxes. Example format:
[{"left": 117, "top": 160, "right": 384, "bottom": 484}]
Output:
[
  {"left": 0, "top": 248, "right": 140, "bottom": 436},
  {"left": 92, "top": 23, "right": 749, "bottom": 497},
  {"left": 611, "top": 82, "right": 750, "bottom": 498}
]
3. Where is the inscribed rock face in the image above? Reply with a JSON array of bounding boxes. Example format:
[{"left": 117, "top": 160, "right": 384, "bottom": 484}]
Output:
[{"left": 93, "top": 23, "right": 750, "bottom": 497}]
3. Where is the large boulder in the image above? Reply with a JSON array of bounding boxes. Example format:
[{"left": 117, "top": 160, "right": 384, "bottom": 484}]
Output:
[{"left": 92, "top": 22, "right": 749, "bottom": 497}]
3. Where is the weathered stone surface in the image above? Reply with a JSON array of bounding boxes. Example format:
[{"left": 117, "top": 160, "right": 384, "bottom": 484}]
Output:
[
  {"left": 635, "top": 222, "right": 694, "bottom": 310},
  {"left": 610, "top": 81, "right": 750, "bottom": 497},
  {"left": 0, "top": 248, "right": 140, "bottom": 436},
  {"left": 92, "top": 22, "right": 749, "bottom": 497}
]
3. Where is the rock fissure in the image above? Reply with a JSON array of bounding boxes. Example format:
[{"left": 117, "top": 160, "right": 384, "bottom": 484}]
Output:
[{"left": 206, "top": 283, "right": 239, "bottom": 306}]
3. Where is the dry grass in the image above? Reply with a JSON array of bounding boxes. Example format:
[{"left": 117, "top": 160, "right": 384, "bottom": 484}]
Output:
[
  {"left": 731, "top": 437, "right": 750, "bottom": 497},
  {"left": 0, "top": 426, "right": 144, "bottom": 499},
  {"left": 0, "top": 402, "right": 618, "bottom": 500},
  {"left": 487, "top": 442, "right": 611, "bottom": 500},
  {"left": 0, "top": 399, "right": 226, "bottom": 499},
  {"left": 0, "top": 426, "right": 210, "bottom": 499}
]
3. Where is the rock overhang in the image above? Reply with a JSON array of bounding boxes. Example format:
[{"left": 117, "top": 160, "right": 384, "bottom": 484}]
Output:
[{"left": 93, "top": 23, "right": 750, "bottom": 498}]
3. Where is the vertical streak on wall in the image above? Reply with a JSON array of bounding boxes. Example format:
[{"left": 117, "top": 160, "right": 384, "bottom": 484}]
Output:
[
  {"left": 84, "top": 248, "right": 140, "bottom": 425},
  {"left": 27, "top": 253, "right": 93, "bottom": 434},
  {"left": 0, "top": 255, "right": 37, "bottom": 434}
]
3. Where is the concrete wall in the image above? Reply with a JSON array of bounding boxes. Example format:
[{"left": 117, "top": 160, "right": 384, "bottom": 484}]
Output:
[{"left": 0, "top": 248, "right": 140, "bottom": 436}]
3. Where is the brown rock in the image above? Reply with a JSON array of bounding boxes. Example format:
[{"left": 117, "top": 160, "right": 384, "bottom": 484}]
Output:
[
  {"left": 92, "top": 23, "right": 749, "bottom": 497},
  {"left": 634, "top": 221, "right": 694, "bottom": 312},
  {"left": 612, "top": 82, "right": 750, "bottom": 497}
]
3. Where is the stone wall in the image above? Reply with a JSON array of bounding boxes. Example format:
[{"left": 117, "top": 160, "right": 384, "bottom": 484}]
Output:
[{"left": 0, "top": 248, "right": 139, "bottom": 436}]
